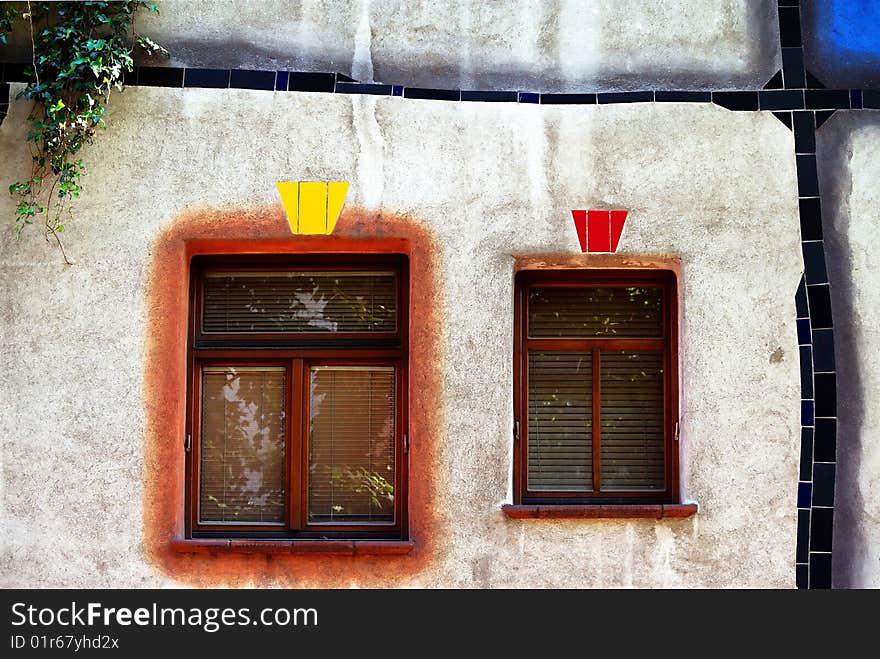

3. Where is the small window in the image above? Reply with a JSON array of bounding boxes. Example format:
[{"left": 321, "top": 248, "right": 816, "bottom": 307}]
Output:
[
  {"left": 187, "top": 255, "right": 409, "bottom": 540},
  {"left": 513, "top": 269, "right": 679, "bottom": 504}
]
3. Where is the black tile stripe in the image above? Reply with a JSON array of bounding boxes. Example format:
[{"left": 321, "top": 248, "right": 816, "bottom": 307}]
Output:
[
  {"left": 230, "top": 69, "right": 275, "bottom": 90},
  {"left": 403, "top": 87, "right": 461, "bottom": 101},
  {"left": 540, "top": 93, "right": 597, "bottom": 104}
]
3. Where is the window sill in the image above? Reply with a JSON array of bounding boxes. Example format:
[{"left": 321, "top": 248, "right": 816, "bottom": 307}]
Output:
[
  {"left": 170, "top": 539, "right": 416, "bottom": 556},
  {"left": 501, "top": 503, "right": 698, "bottom": 520}
]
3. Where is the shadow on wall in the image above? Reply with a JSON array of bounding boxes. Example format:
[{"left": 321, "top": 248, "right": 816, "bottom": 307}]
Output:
[
  {"left": 0, "top": 0, "right": 779, "bottom": 93},
  {"left": 816, "top": 111, "right": 878, "bottom": 588},
  {"left": 802, "top": 0, "right": 880, "bottom": 88}
]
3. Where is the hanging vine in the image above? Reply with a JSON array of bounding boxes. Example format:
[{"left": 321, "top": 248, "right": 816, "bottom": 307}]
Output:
[{"left": 1, "top": 1, "right": 166, "bottom": 264}]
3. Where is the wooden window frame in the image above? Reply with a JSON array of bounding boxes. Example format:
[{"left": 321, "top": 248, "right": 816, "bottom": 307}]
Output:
[
  {"left": 185, "top": 253, "right": 410, "bottom": 540},
  {"left": 513, "top": 269, "right": 680, "bottom": 505}
]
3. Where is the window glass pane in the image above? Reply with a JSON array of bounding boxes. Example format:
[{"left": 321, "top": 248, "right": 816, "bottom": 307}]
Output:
[
  {"left": 528, "top": 352, "right": 593, "bottom": 491},
  {"left": 199, "top": 367, "right": 286, "bottom": 524},
  {"left": 203, "top": 271, "right": 396, "bottom": 334},
  {"left": 528, "top": 286, "right": 663, "bottom": 338},
  {"left": 600, "top": 352, "right": 665, "bottom": 491},
  {"left": 308, "top": 367, "right": 395, "bottom": 523}
]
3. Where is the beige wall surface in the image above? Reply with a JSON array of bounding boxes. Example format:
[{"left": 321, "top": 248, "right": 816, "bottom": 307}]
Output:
[
  {"left": 820, "top": 114, "right": 880, "bottom": 589},
  {"left": 0, "top": 0, "right": 781, "bottom": 92},
  {"left": 0, "top": 86, "right": 804, "bottom": 587}
]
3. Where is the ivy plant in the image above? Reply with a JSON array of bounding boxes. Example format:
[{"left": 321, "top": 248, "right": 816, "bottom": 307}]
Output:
[{"left": 1, "top": 1, "right": 166, "bottom": 264}]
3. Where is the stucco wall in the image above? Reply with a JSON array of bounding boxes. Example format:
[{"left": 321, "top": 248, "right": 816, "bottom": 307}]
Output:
[
  {"left": 819, "top": 114, "right": 880, "bottom": 589},
  {"left": 0, "top": 85, "right": 803, "bottom": 587},
  {"left": 0, "top": 0, "right": 781, "bottom": 92}
]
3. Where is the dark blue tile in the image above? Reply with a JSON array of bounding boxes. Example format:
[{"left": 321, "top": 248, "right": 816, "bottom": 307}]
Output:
[
  {"left": 793, "top": 111, "right": 816, "bottom": 153},
  {"left": 799, "top": 197, "right": 822, "bottom": 240},
  {"left": 772, "top": 112, "right": 793, "bottom": 129},
  {"left": 655, "top": 91, "right": 712, "bottom": 102},
  {"left": 802, "top": 241, "right": 828, "bottom": 285},
  {"left": 850, "top": 89, "right": 863, "bottom": 109},
  {"left": 518, "top": 92, "right": 539, "bottom": 104},
  {"left": 2, "top": 62, "right": 32, "bottom": 83},
  {"left": 796, "top": 154, "right": 819, "bottom": 197},
  {"left": 288, "top": 72, "right": 335, "bottom": 93},
  {"left": 137, "top": 66, "right": 184, "bottom": 87},
  {"left": 461, "top": 90, "right": 517, "bottom": 102},
  {"left": 123, "top": 66, "right": 138, "bottom": 86},
  {"left": 801, "top": 399, "right": 814, "bottom": 426},
  {"left": 763, "top": 70, "right": 784, "bottom": 90},
  {"left": 800, "top": 346, "right": 814, "bottom": 398},
  {"left": 812, "top": 328, "right": 835, "bottom": 373},
  {"left": 815, "top": 110, "right": 836, "bottom": 129},
  {"left": 229, "top": 69, "right": 276, "bottom": 90},
  {"left": 335, "top": 73, "right": 356, "bottom": 82},
  {"left": 800, "top": 427, "right": 814, "bottom": 480},
  {"left": 796, "top": 563, "right": 808, "bottom": 589},
  {"left": 712, "top": 91, "right": 759, "bottom": 111},
  {"left": 183, "top": 68, "right": 230, "bottom": 89},
  {"left": 797, "top": 318, "right": 811, "bottom": 345},
  {"left": 335, "top": 82, "right": 393, "bottom": 95},
  {"left": 275, "top": 71, "right": 289, "bottom": 91},
  {"left": 863, "top": 89, "right": 880, "bottom": 109},
  {"left": 797, "top": 482, "right": 812, "bottom": 509},
  {"left": 597, "top": 91, "right": 654, "bottom": 104},
  {"left": 797, "top": 509, "right": 810, "bottom": 563},
  {"left": 814, "top": 373, "right": 836, "bottom": 417},
  {"left": 795, "top": 276, "right": 808, "bottom": 318},
  {"left": 812, "top": 463, "right": 836, "bottom": 507},
  {"left": 805, "top": 89, "right": 851, "bottom": 110},
  {"left": 759, "top": 89, "right": 804, "bottom": 110},
  {"left": 392, "top": 85, "right": 403, "bottom": 96},
  {"left": 809, "top": 553, "right": 832, "bottom": 588},
  {"left": 778, "top": 6, "right": 802, "bottom": 47},
  {"left": 403, "top": 87, "right": 460, "bottom": 101},
  {"left": 805, "top": 71, "right": 826, "bottom": 90},
  {"left": 540, "top": 93, "right": 597, "bottom": 104},
  {"left": 814, "top": 418, "right": 836, "bottom": 463},
  {"left": 810, "top": 507, "right": 833, "bottom": 552},
  {"left": 807, "top": 284, "right": 833, "bottom": 328},
  {"left": 782, "top": 48, "right": 805, "bottom": 88}
]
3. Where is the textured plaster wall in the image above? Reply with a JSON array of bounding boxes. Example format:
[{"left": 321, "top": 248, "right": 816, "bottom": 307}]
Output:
[
  {"left": 0, "top": 87, "right": 801, "bottom": 587},
  {"left": 0, "top": 1, "right": 780, "bottom": 92},
  {"left": 818, "top": 114, "right": 880, "bottom": 588}
]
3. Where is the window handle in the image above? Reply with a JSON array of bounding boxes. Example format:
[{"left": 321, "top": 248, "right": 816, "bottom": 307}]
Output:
[
  {"left": 185, "top": 433, "right": 192, "bottom": 452},
  {"left": 403, "top": 433, "right": 409, "bottom": 454},
  {"left": 674, "top": 422, "right": 680, "bottom": 443},
  {"left": 514, "top": 420, "right": 521, "bottom": 444}
]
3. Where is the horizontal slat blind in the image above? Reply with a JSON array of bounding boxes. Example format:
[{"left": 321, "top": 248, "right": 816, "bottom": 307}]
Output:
[
  {"left": 308, "top": 367, "right": 395, "bottom": 523},
  {"left": 199, "top": 367, "right": 286, "bottom": 523},
  {"left": 600, "top": 351, "right": 665, "bottom": 491},
  {"left": 527, "top": 352, "right": 593, "bottom": 491},
  {"left": 528, "top": 286, "right": 663, "bottom": 338},
  {"left": 203, "top": 271, "right": 397, "bottom": 334}
]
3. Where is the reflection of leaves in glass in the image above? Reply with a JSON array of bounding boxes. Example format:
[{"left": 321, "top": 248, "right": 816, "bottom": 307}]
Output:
[
  {"left": 201, "top": 368, "right": 285, "bottom": 522},
  {"left": 229, "top": 274, "right": 395, "bottom": 332},
  {"left": 334, "top": 466, "right": 394, "bottom": 512}
]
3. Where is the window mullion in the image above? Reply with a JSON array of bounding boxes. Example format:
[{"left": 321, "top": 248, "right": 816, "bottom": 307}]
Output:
[
  {"left": 288, "top": 358, "right": 304, "bottom": 531},
  {"left": 592, "top": 347, "right": 601, "bottom": 492}
]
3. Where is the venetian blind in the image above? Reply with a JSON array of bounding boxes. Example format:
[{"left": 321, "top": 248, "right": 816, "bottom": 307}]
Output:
[
  {"left": 528, "top": 352, "right": 593, "bottom": 491},
  {"left": 199, "top": 367, "right": 286, "bottom": 523},
  {"left": 600, "top": 352, "right": 665, "bottom": 490},
  {"left": 308, "top": 367, "right": 395, "bottom": 523},
  {"left": 203, "top": 271, "right": 397, "bottom": 334},
  {"left": 528, "top": 286, "right": 663, "bottom": 338}
]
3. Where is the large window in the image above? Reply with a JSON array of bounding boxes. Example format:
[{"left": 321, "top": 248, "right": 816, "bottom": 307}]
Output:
[
  {"left": 186, "top": 254, "right": 409, "bottom": 539},
  {"left": 513, "top": 269, "right": 679, "bottom": 504}
]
